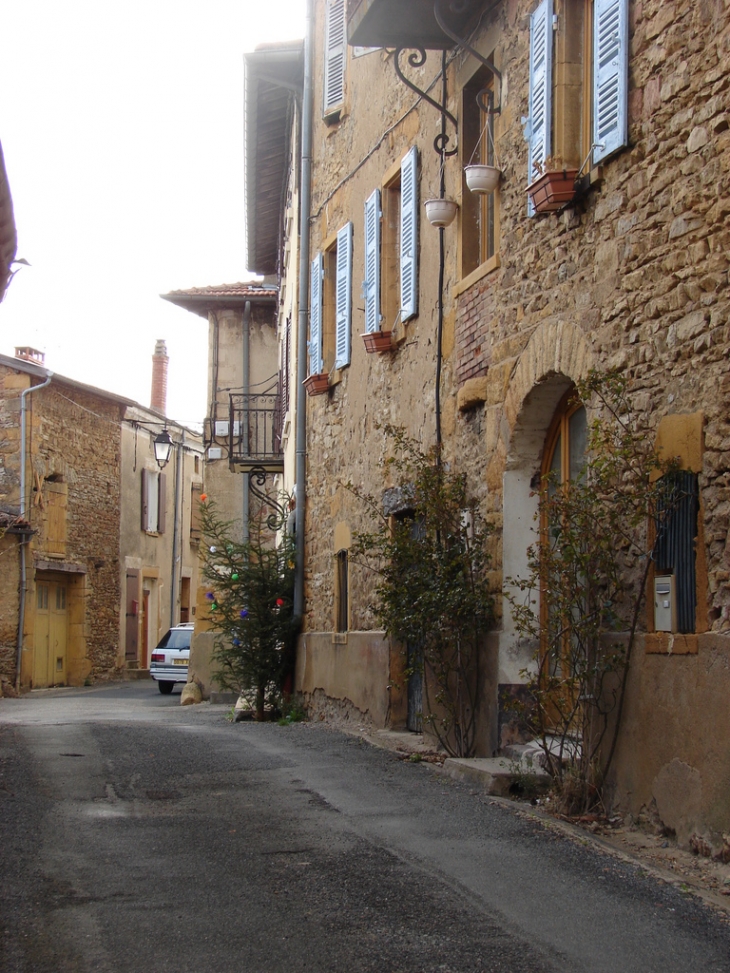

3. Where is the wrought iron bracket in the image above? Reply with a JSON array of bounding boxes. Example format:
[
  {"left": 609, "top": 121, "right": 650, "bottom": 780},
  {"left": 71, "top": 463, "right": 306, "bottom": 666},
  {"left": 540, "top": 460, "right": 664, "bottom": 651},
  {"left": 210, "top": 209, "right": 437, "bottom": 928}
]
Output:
[
  {"left": 434, "top": 0, "right": 502, "bottom": 115},
  {"left": 394, "top": 47, "right": 458, "bottom": 156},
  {"left": 248, "top": 466, "right": 288, "bottom": 533}
]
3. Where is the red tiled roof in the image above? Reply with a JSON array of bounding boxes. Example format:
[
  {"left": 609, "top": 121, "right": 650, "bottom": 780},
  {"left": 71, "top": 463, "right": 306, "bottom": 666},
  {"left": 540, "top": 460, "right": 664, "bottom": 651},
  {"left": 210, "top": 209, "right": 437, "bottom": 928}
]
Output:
[{"left": 161, "top": 282, "right": 278, "bottom": 317}]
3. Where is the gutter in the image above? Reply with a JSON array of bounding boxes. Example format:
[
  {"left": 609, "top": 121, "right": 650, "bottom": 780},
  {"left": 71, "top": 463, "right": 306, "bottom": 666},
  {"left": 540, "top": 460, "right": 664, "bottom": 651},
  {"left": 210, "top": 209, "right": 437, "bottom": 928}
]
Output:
[
  {"left": 16, "top": 370, "right": 53, "bottom": 691},
  {"left": 242, "top": 300, "right": 252, "bottom": 543},
  {"left": 294, "top": 0, "right": 313, "bottom": 620}
]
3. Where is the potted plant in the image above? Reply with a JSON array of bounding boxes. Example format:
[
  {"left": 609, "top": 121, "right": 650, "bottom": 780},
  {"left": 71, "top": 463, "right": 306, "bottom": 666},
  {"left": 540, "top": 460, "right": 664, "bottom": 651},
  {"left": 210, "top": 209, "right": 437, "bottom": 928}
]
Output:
[
  {"left": 527, "top": 157, "right": 579, "bottom": 213},
  {"left": 362, "top": 330, "right": 393, "bottom": 354},
  {"left": 303, "top": 372, "right": 329, "bottom": 396},
  {"left": 465, "top": 163, "right": 501, "bottom": 194},
  {"left": 424, "top": 197, "right": 458, "bottom": 227}
]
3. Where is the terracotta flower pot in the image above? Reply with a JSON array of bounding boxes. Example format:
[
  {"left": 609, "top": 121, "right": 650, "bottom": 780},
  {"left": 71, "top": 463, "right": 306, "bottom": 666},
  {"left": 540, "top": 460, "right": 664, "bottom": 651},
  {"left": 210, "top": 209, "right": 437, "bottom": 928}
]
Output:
[
  {"left": 303, "top": 372, "right": 329, "bottom": 396},
  {"left": 361, "top": 330, "right": 393, "bottom": 354},
  {"left": 424, "top": 197, "right": 458, "bottom": 227},
  {"left": 527, "top": 168, "right": 579, "bottom": 213},
  {"left": 465, "top": 164, "right": 501, "bottom": 194}
]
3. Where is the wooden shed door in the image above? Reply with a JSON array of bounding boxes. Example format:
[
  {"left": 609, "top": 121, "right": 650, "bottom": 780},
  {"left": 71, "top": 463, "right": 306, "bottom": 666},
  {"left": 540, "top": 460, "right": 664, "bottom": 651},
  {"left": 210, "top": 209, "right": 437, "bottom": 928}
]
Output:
[{"left": 33, "top": 581, "right": 68, "bottom": 687}]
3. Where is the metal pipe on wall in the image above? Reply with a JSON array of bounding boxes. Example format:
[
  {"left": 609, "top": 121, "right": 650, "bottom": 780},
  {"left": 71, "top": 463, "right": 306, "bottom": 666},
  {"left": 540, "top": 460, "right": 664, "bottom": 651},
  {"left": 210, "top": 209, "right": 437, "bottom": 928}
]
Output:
[
  {"left": 242, "top": 300, "right": 251, "bottom": 543},
  {"left": 294, "top": 0, "right": 313, "bottom": 620},
  {"left": 16, "top": 370, "right": 53, "bottom": 690}
]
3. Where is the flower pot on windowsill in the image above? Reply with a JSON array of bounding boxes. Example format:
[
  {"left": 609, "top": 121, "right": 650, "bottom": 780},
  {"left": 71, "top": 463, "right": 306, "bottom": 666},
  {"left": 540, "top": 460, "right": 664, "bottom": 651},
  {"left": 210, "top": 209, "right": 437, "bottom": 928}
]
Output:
[
  {"left": 465, "top": 164, "right": 502, "bottom": 195},
  {"left": 424, "top": 197, "right": 458, "bottom": 228},
  {"left": 361, "top": 330, "right": 393, "bottom": 354},
  {"left": 527, "top": 168, "right": 579, "bottom": 213},
  {"left": 303, "top": 372, "right": 329, "bottom": 396}
]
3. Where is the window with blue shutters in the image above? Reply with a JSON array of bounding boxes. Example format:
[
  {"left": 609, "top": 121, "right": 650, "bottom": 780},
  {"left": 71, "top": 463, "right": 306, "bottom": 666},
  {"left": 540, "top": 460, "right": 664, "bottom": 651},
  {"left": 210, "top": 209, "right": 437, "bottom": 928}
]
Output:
[
  {"left": 527, "top": 0, "right": 553, "bottom": 187},
  {"left": 525, "top": 0, "right": 629, "bottom": 203},
  {"left": 334, "top": 222, "right": 353, "bottom": 369},
  {"left": 309, "top": 253, "right": 324, "bottom": 375},
  {"left": 324, "top": 0, "right": 346, "bottom": 120},
  {"left": 363, "top": 189, "right": 381, "bottom": 334},
  {"left": 400, "top": 146, "right": 418, "bottom": 321},
  {"left": 593, "top": 0, "right": 629, "bottom": 164}
]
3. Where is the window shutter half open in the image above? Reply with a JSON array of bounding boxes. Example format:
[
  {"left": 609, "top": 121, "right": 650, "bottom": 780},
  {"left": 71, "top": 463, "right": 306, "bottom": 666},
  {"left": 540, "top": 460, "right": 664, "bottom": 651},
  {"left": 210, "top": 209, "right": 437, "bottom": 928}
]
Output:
[
  {"left": 141, "top": 468, "right": 149, "bottom": 532},
  {"left": 309, "top": 253, "right": 324, "bottom": 375},
  {"left": 324, "top": 0, "right": 346, "bottom": 116},
  {"left": 157, "top": 472, "right": 167, "bottom": 534},
  {"left": 593, "top": 0, "right": 629, "bottom": 164},
  {"left": 527, "top": 0, "right": 553, "bottom": 196},
  {"left": 363, "top": 189, "right": 381, "bottom": 334},
  {"left": 400, "top": 146, "right": 419, "bottom": 321},
  {"left": 335, "top": 222, "right": 353, "bottom": 369}
]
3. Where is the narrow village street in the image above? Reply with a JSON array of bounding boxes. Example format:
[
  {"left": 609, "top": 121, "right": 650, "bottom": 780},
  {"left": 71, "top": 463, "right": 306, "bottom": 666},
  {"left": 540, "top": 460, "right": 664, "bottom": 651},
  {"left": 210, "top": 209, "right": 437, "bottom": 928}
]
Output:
[{"left": 1, "top": 683, "right": 729, "bottom": 973}]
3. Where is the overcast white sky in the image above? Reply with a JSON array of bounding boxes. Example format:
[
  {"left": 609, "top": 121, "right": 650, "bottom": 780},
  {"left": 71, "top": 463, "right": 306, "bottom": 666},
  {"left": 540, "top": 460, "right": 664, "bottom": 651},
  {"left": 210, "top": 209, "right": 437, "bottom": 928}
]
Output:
[{"left": 0, "top": 1, "right": 305, "bottom": 427}]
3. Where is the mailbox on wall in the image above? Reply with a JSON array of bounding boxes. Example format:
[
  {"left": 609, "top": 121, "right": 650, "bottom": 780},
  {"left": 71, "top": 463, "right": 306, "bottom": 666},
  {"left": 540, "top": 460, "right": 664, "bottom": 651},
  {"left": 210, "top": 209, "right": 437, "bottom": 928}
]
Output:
[{"left": 654, "top": 575, "right": 676, "bottom": 633}]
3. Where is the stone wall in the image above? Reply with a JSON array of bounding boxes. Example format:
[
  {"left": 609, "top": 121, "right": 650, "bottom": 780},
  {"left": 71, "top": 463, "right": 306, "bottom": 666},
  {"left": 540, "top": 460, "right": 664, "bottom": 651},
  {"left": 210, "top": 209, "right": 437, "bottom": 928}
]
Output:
[
  {"left": 299, "top": 0, "right": 730, "bottom": 837},
  {"left": 0, "top": 366, "right": 124, "bottom": 683}
]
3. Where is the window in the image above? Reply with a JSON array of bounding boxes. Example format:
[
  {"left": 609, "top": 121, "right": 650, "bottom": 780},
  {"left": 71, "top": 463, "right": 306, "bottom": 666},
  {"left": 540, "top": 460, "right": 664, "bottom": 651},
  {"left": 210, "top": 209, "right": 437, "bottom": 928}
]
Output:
[
  {"left": 335, "top": 549, "right": 349, "bottom": 633},
  {"left": 42, "top": 477, "right": 67, "bottom": 557},
  {"left": 309, "top": 222, "right": 353, "bottom": 377},
  {"left": 541, "top": 393, "right": 587, "bottom": 675},
  {"left": 653, "top": 471, "right": 699, "bottom": 634},
  {"left": 363, "top": 147, "right": 419, "bottom": 337},
  {"left": 526, "top": 0, "right": 629, "bottom": 188},
  {"left": 190, "top": 483, "right": 203, "bottom": 542},
  {"left": 141, "top": 468, "right": 166, "bottom": 534},
  {"left": 461, "top": 66, "right": 497, "bottom": 279},
  {"left": 324, "top": 0, "right": 346, "bottom": 120}
]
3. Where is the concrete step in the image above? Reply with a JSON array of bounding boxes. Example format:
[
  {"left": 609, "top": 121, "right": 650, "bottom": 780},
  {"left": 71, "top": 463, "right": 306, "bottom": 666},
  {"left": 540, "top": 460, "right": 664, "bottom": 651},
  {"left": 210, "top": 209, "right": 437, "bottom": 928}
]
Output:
[
  {"left": 122, "top": 668, "right": 151, "bottom": 681},
  {"left": 443, "top": 756, "right": 551, "bottom": 797}
]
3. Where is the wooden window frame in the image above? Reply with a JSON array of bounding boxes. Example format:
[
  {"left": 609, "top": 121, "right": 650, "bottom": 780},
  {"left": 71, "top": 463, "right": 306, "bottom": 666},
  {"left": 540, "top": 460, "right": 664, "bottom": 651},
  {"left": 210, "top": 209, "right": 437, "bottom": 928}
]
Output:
[{"left": 459, "top": 64, "right": 500, "bottom": 286}]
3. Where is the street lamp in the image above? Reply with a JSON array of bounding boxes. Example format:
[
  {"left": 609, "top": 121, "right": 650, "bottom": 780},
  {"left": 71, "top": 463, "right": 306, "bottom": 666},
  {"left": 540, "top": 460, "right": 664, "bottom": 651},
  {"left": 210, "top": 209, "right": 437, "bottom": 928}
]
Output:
[{"left": 153, "top": 428, "right": 173, "bottom": 469}]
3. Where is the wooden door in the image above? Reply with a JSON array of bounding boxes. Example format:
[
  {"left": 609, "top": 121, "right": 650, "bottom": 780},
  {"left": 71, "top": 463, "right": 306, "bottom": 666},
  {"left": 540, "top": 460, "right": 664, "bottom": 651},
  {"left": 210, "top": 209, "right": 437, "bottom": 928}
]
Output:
[{"left": 33, "top": 580, "right": 68, "bottom": 687}]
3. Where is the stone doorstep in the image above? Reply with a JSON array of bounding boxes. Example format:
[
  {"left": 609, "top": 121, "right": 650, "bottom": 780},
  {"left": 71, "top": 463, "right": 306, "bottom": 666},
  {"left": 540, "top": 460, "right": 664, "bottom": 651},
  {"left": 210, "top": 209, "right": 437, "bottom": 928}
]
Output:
[
  {"left": 121, "top": 668, "right": 151, "bottom": 681},
  {"left": 442, "top": 757, "right": 551, "bottom": 798}
]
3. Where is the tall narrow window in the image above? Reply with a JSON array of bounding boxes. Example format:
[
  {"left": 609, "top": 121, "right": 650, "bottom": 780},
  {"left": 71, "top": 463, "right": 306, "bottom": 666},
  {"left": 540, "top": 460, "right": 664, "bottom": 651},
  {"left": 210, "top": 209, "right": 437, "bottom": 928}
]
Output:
[
  {"left": 653, "top": 471, "right": 699, "bottom": 634},
  {"left": 363, "top": 188, "right": 381, "bottom": 334},
  {"left": 335, "top": 549, "right": 349, "bottom": 633},
  {"left": 141, "top": 468, "right": 166, "bottom": 534},
  {"left": 461, "top": 66, "right": 497, "bottom": 277}
]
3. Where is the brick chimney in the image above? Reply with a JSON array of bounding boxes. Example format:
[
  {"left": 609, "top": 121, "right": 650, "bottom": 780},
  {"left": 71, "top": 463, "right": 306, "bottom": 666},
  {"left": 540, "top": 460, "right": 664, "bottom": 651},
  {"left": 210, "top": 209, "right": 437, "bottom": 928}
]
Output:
[
  {"left": 150, "top": 339, "right": 169, "bottom": 415},
  {"left": 15, "top": 346, "right": 45, "bottom": 366}
]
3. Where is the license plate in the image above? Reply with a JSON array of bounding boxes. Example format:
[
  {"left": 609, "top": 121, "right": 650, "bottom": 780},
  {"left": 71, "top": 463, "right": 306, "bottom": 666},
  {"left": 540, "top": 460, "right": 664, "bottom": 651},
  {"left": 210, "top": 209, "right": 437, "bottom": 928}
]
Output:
[{"left": 173, "top": 658, "right": 188, "bottom": 666}]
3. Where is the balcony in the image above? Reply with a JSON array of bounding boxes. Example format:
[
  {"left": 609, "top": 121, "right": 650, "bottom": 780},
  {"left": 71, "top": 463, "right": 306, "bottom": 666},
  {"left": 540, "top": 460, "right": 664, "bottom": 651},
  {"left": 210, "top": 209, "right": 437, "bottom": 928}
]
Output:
[
  {"left": 227, "top": 393, "right": 284, "bottom": 473},
  {"left": 347, "top": 0, "right": 481, "bottom": 50}
]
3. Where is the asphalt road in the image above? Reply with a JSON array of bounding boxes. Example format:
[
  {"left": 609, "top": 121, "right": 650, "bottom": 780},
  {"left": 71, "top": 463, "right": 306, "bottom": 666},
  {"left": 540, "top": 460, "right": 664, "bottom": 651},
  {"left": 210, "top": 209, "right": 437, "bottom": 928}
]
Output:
[{"left": 1, "top": 683, "right": 729, "bottom": 973}]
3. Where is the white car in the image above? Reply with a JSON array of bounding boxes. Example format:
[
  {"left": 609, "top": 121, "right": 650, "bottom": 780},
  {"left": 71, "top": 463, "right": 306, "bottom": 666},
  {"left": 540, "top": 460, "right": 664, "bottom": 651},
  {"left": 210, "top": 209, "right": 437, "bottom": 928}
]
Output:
[{"left": 150, "top": 623, "right": 193, "bottom": 693}]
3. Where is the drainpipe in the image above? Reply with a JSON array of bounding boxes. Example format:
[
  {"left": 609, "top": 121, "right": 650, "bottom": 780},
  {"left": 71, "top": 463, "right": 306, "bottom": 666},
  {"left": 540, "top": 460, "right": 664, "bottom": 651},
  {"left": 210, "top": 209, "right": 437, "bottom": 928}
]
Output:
[
  {"left": 16, "top": 370, "right": 53, "bottom": 691},
  {"left": 170, "top": 429, "right": 184, "bottom": 629},
  {"left": 294, "top": 0, "right": 313, "bottom": 621},
  {"left": 242, "top": 300, "right": 251, "bottom": 544}
]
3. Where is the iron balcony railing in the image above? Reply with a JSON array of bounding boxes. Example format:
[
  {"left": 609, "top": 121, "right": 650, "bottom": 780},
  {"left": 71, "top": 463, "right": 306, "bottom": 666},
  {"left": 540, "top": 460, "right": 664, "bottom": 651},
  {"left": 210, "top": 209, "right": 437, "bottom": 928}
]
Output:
[{"left": 228, "top": 392, "right": 284, "bottom": 472}]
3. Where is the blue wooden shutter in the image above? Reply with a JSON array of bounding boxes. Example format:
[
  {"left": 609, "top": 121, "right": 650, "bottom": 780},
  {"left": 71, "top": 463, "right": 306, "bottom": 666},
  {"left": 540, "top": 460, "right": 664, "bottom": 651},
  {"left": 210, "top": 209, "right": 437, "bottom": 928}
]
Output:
[
  {"left": 309, "top": 253, "right": 324, "bottom": 375},
  {"left": 324, "top": 0, "right": 346, "bottom": 115},
  {"left": 527, "top": 0, "right": 553, "bottom": 189},
  {"left": 335, "top": 222, "right": 353, "bottom": 369},
  {"left": 363, "top": 189, "right": 381, "bottom": 334},
  {"left": 400, "top": 146, "right": 418, "bottom": 321},
  {"left": 593, "top": 0, "right": 628, "bottom": 164}
]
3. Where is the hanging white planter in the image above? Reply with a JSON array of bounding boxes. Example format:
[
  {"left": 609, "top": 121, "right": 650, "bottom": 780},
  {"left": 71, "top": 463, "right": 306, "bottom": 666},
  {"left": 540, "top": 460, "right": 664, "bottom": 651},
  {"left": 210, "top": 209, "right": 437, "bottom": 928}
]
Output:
[
  {"left": 424, "top": 197, "right": 458, "bottom": 228},
  {"left": 465, "top": 163, "right": 502, "bottom": 195}
]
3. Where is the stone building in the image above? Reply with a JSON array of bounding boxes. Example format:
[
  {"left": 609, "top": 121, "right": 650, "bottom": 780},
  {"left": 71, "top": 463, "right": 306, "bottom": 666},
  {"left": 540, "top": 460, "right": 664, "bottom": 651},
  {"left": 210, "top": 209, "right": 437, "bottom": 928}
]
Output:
[
  {"left": 257, "top": 0, "right": 730, "bottom": 847},
  {"left": 0, "top": 347, "right": 204, "bottom": 689},
  {"left": 161, "top": 282, "right": 282, "bottom": 695}
]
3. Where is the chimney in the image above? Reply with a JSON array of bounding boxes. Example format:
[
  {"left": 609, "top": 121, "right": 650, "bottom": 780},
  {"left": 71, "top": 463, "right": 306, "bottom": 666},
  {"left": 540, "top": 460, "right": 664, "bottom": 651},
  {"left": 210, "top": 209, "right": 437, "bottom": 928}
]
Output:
[
  {"left": 15, "top": 346, "right": 45, "bottom": 366},
  {"left": 150, "top": 339, "right": 169, "bottom": 415}
]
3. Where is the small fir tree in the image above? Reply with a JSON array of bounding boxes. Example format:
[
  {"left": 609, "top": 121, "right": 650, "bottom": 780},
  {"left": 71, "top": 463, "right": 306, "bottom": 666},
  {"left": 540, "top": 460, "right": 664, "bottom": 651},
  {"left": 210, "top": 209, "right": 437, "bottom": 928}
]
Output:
[{"left": 199, "top": 497, "right": 297, "bottom": 720}]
